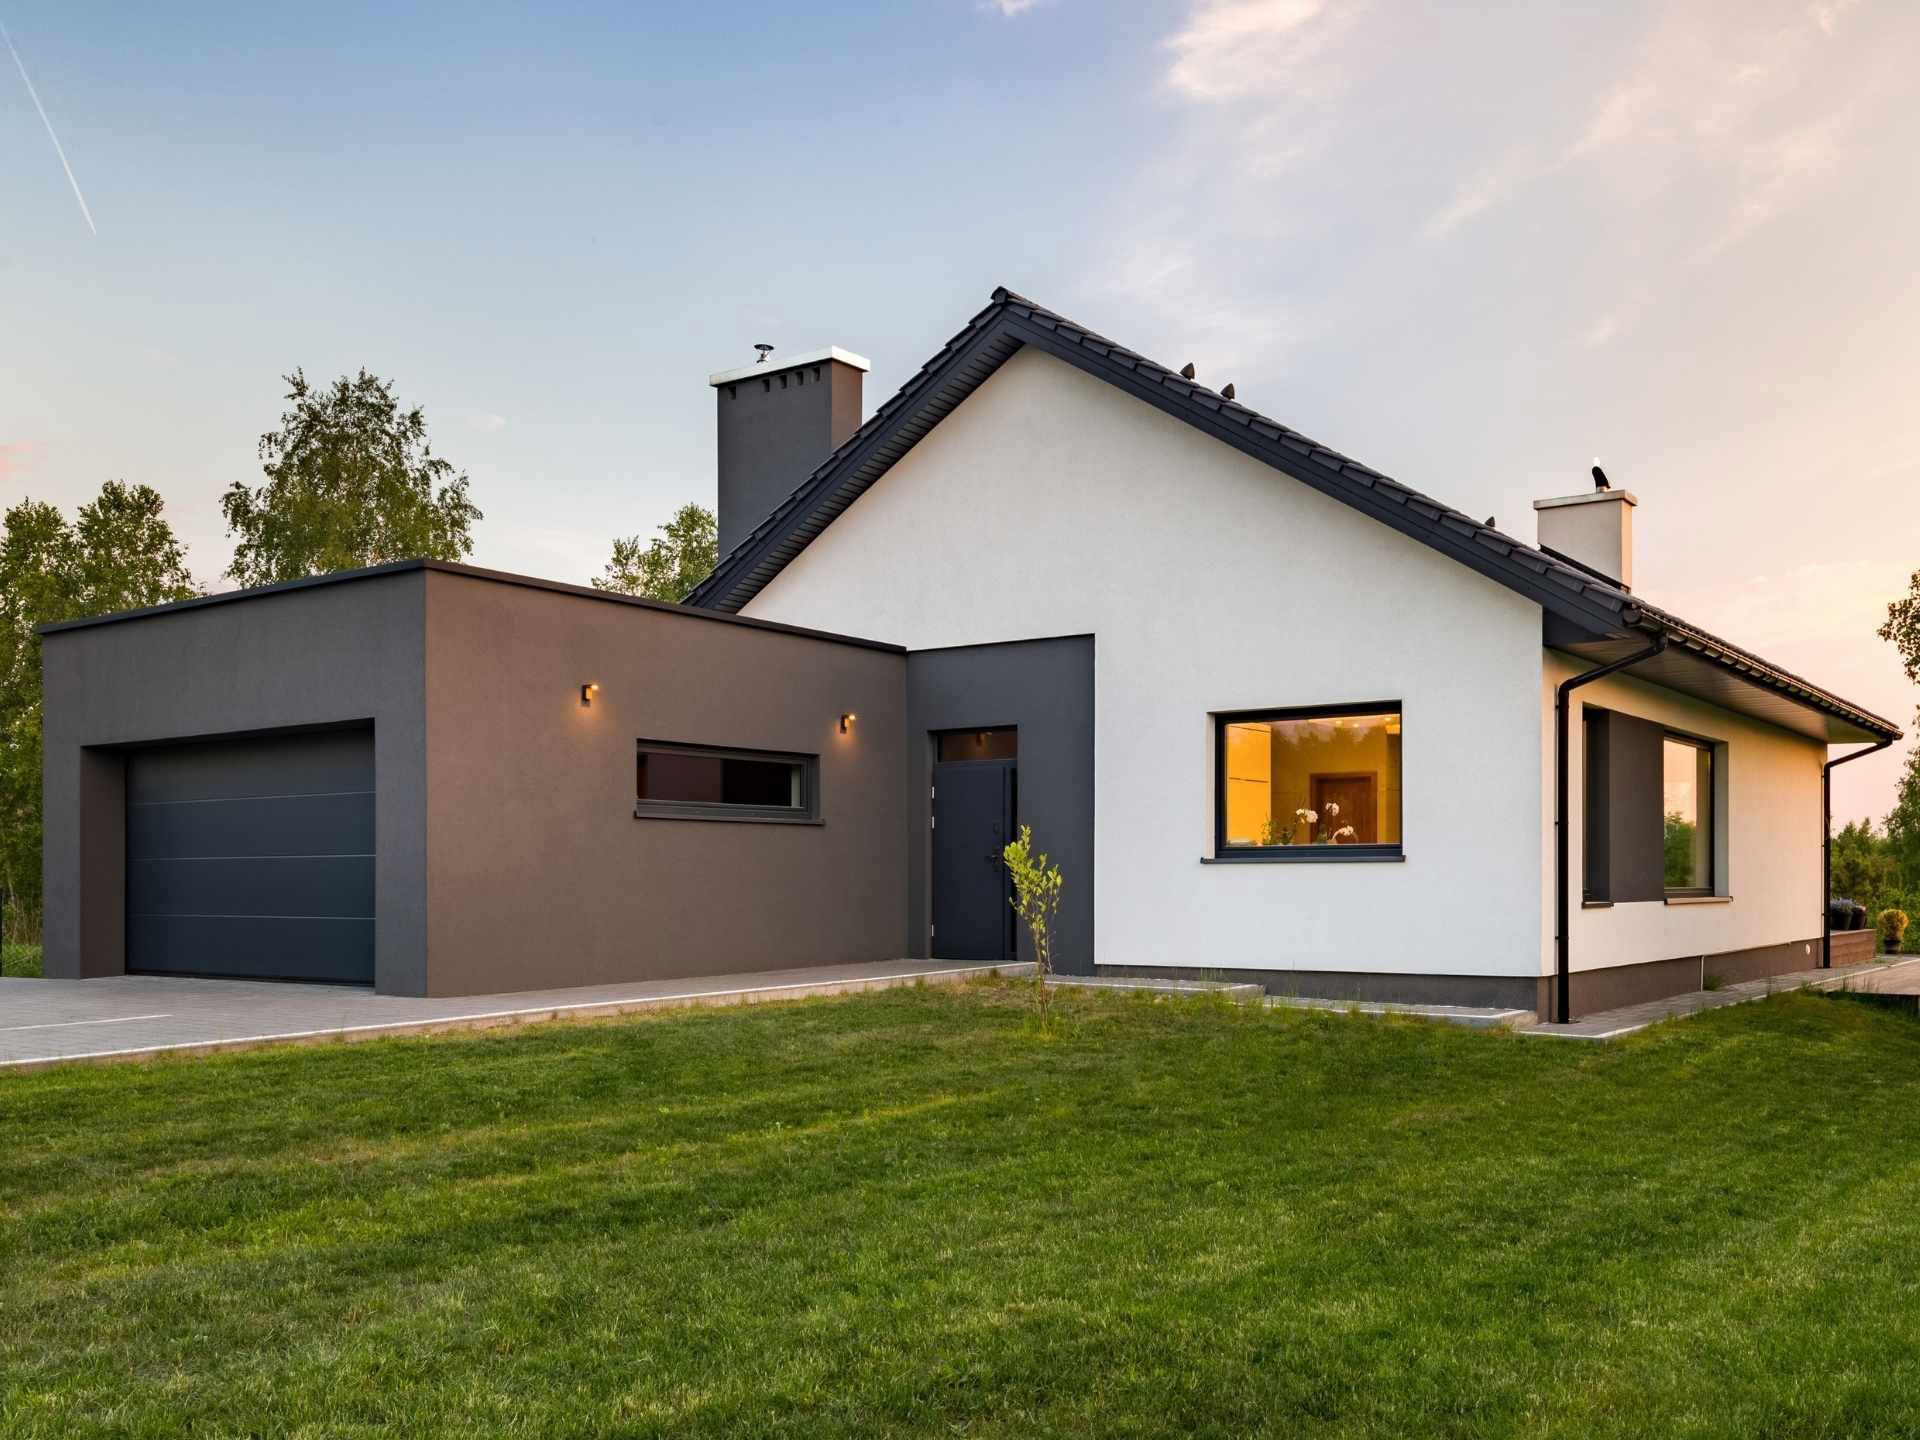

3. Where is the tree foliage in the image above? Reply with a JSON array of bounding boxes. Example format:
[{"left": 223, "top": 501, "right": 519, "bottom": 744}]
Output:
[
  {"left": 1888, "top": 748, "right": 1920, "bottom": 892},
  {"left": 591, "top": 503, "right": 717, "bottom": 602},
  {"left": 1880, "top": 570, "right": 1920, "bottom": 686},
  {"left": 221, "top": 369, "right": 481, "bottom": 587},
  {"left": 1877, "top": 570, "right": 1920, "bottom": 905},
  {"left": 1, "top": 484, "right": 197, "bottom": 937}
]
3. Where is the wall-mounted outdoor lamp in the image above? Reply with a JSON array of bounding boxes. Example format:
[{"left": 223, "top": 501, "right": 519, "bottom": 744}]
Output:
[
  {"left": 581, "top": 683, "right": 600, "bottom": 707},
  {"left": 839, "top": 712, "right": 856, "bottom": 734}
]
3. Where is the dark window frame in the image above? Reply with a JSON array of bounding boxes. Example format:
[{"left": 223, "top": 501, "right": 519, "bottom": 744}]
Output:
[
  {"left": 1660, "top": 731, "right": 1715, "bottom": 897},
  {"left": 1211, "top": 702, "right": 1405, "bottom": 864},
  {"left": 634, "top": 738, "right": 821, "bottom": 825}
]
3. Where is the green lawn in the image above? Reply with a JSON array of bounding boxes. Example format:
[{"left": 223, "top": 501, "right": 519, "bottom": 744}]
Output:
[
  {"left": 0, "top": 944, "right": 41, "bottom": 978},
  {"left": 4, "top": 983, "right": 1919, "bottom": 1438}
]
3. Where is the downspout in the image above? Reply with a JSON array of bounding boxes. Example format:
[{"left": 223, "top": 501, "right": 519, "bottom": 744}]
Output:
[
  {"left": 1554, "top": 632, "right": 1668, "bottom": 1024},
  {"left": 1822, "top": 738, "right": 1894, "bottom": 967}
]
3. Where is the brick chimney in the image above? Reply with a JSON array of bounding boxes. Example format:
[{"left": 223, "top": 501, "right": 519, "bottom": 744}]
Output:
[
  {"left": 709, "top": 347, "right": 869, "bottom": 556},
  {"left": 1533, "top": 487, "right": 1636, "bottom": 589}
]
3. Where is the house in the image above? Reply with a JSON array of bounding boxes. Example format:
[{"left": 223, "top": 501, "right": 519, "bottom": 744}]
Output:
[{"left": 38, "top": 289, "right": 1900, "bottom": 1020}]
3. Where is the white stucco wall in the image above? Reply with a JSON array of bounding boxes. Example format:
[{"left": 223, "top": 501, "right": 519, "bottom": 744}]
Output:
[
  {"left": 1544, "top": 655, "right": 1828, "bottom": 974},
  {"left": 744, "top": 347, "right": 1548, "bottom": 981}
]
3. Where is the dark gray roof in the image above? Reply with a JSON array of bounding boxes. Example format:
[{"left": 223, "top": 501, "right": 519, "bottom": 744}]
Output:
[
  {"left": 687, "top": 287, "right": 1898, "bottom": 744},
  {"left": 36, "top": 558, "right": 905, "bottom": 654}
]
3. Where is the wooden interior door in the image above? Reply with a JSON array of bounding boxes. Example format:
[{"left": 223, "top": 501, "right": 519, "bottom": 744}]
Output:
[{"left": 1310, "top": 774, "right": 1378, "bottom": 843}]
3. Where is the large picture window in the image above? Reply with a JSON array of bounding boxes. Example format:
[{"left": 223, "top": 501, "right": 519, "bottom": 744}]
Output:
[
  {"left": 1215, "top": 705, "right": 1403, "bottom": 861},
  {"left": 635, "top": 739, "right": 818, "bottom": 823},
  {"left": 1661, "top": 736, "right": 1713, "bottom": 893}
]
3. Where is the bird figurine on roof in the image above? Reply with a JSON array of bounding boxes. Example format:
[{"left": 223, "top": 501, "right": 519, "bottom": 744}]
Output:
[{"left": 1592, "top": 458, "right": 1611, "bottom": 490}]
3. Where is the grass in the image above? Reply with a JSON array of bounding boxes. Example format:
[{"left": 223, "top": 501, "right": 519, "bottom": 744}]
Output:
[
  {"left": 0, "top": 943, "right": 41, "bottom": 978},
  {"left": 4, "top": 983, "right": 1920, "bottom": 1438}
]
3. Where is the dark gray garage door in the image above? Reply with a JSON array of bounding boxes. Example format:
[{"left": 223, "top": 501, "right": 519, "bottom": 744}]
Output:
[{"left": 127, "top": 728, "right": 375, "bottom": 984}]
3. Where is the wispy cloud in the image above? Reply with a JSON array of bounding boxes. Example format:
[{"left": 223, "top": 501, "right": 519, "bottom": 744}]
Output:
[
  {"left": 1, "top": 18, "right": 96, "bottom": 236},
  {"left": 0, "top": 442, "right": 31, "bottom": 480},
  {"left": 1164, "top": 0, "right": 1365, "bottom": 106},
  {"left": 466, "top": 412, "right": 509, "bottom": 433},
  {"left": 1418, "top": 1, "right": 1869, "bottom": 260},
  {"left": 982, "top": 0, "right": 1041, "bottom": 15}
]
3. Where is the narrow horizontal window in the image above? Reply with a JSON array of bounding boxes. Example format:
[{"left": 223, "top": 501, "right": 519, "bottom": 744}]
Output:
[
  {"left": 1215, "top": 705, "right": 1403, "bottom": 859},
  {"left": 635, "top": 740, "right": 818, "bottom": 824}
]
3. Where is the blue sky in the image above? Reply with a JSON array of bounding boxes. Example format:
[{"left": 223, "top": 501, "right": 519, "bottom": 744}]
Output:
[{"left": 4, "top": 0, "right": 1918, "bottom": 816}]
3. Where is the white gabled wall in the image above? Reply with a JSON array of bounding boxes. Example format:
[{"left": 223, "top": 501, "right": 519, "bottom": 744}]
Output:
[
  {"left": 1545, "top": 655, "right": 1827, "bottom": 974},
  {"left": 746, "top": 348, "right": 1547, "bottom": 980}
]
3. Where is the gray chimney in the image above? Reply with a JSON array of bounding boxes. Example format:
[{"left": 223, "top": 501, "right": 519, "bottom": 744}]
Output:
[{"left": 709, "top": 347, "right": 869, "bottom": 555}]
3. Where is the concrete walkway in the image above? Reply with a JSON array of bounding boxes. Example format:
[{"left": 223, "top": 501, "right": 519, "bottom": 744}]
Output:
[
  {"left": 1521, "top": 955, "right": 1920, "bottom": 1040},
  {"left": 0, "top": 959, "right": 1034, "bottom": 1072}
]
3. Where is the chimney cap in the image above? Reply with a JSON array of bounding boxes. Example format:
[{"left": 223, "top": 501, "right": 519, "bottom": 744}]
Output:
[
  {"left": 1533, "top": 488, "right": 1637, "bottom": 512},
  {"left": 709, "top": 345, "right": 872, "bottom": 387}
]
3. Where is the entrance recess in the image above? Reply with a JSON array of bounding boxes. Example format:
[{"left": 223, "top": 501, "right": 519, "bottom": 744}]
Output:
[{"left": 931, "top": 728, "right": 1017, "bottom": 962}]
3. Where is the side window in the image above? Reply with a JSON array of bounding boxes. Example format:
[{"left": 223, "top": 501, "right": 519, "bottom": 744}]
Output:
[{"left": 635, "top": 740, "right": 818, "bottom": 823}]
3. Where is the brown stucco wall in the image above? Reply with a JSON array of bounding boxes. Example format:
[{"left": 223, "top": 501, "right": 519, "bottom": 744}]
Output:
[{"left": 421, "top": 569, "right": 908, "bottom": 995}]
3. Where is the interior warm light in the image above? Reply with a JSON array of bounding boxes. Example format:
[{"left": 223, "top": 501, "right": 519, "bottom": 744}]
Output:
[
  {"left": 840, "top": 712, "right": 856, "bottom": 734},
  {"left": 581, "top": 683, "right": 600, "bottom": 707}
]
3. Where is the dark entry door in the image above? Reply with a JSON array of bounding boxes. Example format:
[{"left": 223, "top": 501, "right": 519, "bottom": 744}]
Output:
[
  {"left": 126, "top": 728, "right": 376, "bottom": 983},
  {"left": 931, "top": 760, "right": 1014, "bottom": 961}
]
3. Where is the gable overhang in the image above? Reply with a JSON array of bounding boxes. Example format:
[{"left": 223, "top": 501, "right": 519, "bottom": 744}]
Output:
[
  {"left": 686, "top": 286, "right": 1898, "bottom": 752},
  {"left": 686, "top": 294, "right": 1632, "bottom": 639},
  {"left": 1547, "top": 612, "right": 1901, "bottom": 745}
]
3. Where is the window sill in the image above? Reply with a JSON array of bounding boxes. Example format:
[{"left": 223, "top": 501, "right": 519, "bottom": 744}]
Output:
[
  {"left": 1665, "top": 894, "right": 1731, "bottom": 906},
  {"left": 1202, "top": 848, "right": 1405, "bottom": 865},
  {"left": 634, "top": 806, "right": 823, "bottom": 826},
  {"left": 1582, "top": 900, "right": 1613, "bottom": 909}
]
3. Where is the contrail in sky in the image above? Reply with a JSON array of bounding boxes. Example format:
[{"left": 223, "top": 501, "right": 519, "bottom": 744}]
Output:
[{"left": 1, "top": 17, "right": 96, "bottom": 235}]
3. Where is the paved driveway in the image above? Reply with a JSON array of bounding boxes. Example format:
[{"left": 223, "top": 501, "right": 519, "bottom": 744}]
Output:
[{"left": 0, "top": 959, "right": 1029, "bottom": 1071}]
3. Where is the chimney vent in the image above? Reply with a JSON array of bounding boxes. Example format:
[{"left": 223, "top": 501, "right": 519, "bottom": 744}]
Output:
[
  {"left": 1533, "top": 482, "right": 1637, "bottom": 589},
  {"left": 709, "top": 346, "right": 869, "bottom": 555}
]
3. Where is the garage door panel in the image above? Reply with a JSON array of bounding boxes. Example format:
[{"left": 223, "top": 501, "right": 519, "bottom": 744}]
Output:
[
  {"left": 127, "top": 916, "right": 376, "bottom": 984},
  {"left": 127, "top": 730, "right": 373, "bottom": 804},
  {"left": 128, "top": 791, "right": 375, "bottom": 861},
  {"left": 129, "top": 855, "right": 375, "bottom": 920},
  {"left": 125, "top": 729, "right": 375, "bottom": 984}
]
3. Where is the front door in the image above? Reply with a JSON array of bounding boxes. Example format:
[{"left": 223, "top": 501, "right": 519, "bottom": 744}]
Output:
[{"left": 931, "top": 759, "right": 1015, "bottom": 961}]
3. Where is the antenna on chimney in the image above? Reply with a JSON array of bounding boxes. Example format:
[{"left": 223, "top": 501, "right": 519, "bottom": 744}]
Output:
[{"left": 754, "top": 343, "right": 775, "bottom": 364}]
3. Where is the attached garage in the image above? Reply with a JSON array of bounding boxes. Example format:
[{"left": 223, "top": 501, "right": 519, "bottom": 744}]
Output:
[{"left": 126, "top": 727, "right": 376, "bottom": 984}]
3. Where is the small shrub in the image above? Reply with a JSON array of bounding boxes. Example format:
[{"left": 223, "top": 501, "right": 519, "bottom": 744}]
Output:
[
  {"left": 1, "top": 943, "right": 43, "bottom": 979},
  {"left": 1879, "top": 909, "right": 1911, "bottom": 952},
  {"left": 1701, "top": 973, "right": 1726, "bottom": 992},
  {"left": 1003, "top": 824, "right": 1065, "bottom": 1026}
]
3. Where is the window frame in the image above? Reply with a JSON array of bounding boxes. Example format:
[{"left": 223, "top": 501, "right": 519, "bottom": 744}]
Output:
[
  {"left": 1210, "top": 702, "right": 1406, "bottom": 864},
  {"left": 1660, "top": 731, "right": 1714, "bottom": 897},
  {"left": 633, "top": 738, "right": 821, "bottom": 825}
]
